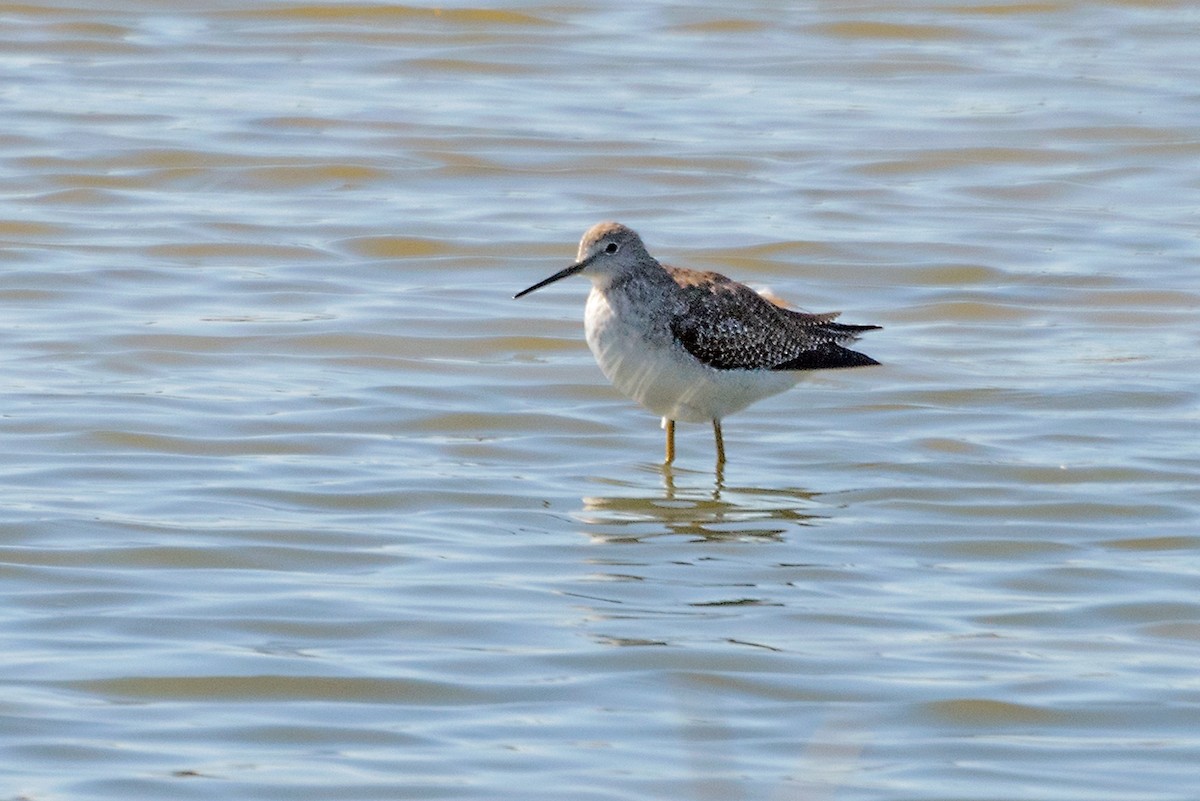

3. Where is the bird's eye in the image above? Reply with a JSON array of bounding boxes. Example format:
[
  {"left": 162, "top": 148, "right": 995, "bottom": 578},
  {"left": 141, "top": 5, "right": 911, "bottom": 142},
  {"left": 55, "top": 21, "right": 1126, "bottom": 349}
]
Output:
[{"left": 604, "top": 243, "right": 619, "bottom": 254}]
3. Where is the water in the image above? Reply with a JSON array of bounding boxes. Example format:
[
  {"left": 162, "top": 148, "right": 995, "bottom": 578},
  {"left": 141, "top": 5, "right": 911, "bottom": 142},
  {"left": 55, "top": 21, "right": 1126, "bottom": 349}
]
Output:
[{"left": 2, "top": 2, "right": 1198, "bottom": 799}]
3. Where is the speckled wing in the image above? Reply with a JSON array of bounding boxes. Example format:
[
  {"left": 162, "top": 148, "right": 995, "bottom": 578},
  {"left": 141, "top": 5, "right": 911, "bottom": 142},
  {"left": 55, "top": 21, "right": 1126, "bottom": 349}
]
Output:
[{"left": 666, "top": 268, "right": 880, "bottom": 371}]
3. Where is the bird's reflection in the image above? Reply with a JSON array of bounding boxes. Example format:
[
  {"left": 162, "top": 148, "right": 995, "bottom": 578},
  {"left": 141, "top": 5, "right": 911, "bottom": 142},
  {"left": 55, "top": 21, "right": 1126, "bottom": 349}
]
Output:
[{"left": 576, "top": 466, "right": 824, "bottom": 543}]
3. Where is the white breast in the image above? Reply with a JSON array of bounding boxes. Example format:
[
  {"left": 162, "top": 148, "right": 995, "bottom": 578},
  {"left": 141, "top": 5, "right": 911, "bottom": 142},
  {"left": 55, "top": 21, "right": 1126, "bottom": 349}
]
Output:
[{"left": 584, "top": 287, "right": 799, "bottom": 423}]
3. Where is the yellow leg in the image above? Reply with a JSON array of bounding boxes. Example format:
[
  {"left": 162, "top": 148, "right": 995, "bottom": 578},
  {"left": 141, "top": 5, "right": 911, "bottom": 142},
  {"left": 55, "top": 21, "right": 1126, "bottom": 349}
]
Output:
[
  {"left": 664, "top": 419, "right": 676, "bottom": 465},
  {"left": 713, "top": 419, "right": 725, "bottom": 466}
]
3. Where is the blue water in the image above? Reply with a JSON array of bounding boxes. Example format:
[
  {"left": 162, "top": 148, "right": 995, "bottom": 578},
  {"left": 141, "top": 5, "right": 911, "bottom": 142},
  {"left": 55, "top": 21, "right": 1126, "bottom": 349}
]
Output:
[{"left": 2, "top": 2, "right": 1198, "bottom": 799}]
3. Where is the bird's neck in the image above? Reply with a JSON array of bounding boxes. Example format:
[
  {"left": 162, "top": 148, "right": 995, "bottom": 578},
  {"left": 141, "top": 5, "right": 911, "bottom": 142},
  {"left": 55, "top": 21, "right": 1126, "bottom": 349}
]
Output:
[{"left": 596, "top": 261, "right": 671, "bottom": 296}]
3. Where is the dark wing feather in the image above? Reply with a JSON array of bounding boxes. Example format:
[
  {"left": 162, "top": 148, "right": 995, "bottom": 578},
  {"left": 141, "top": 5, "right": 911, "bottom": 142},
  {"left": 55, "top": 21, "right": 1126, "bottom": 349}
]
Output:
[{"left": 667, "top": 269, "right": 879, "bottom": 371}]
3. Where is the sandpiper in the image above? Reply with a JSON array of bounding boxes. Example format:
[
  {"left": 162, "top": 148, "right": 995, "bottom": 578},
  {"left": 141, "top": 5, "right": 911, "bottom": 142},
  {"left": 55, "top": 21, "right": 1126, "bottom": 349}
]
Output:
[{"left": 515, "top": 222, "right": 880, "bottom": 466}]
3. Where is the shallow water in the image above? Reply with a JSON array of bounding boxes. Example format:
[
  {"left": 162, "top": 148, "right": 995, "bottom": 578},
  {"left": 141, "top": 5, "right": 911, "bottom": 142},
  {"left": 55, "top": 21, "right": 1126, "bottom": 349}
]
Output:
[{"left": 2, "top": 2, "right": 1199, "bottom": 799}]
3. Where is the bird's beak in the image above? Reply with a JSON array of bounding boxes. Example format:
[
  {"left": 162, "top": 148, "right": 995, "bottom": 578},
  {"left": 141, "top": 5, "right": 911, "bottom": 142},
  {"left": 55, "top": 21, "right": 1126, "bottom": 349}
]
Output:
[{"left": 513, "top": 253, "right": 595, "bottom": 299}]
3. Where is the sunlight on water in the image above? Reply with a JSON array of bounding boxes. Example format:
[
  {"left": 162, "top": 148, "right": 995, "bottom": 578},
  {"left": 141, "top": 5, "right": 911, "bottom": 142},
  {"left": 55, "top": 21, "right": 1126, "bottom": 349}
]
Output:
[{"left": 1, "top": 2, "right": 1198, "bottom": 800}]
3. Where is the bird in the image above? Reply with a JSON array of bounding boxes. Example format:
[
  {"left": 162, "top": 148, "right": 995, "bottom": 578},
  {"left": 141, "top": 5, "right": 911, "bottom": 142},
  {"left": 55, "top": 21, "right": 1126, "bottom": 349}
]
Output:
[{"left": 514, "top": 222, "right": 879, "bottom": 466}]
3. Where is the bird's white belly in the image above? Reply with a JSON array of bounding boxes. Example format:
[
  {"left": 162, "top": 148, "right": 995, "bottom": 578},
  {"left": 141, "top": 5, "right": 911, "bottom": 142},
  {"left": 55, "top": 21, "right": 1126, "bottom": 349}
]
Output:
[{"left": 584, "top": 288, "right": 799, "bottom": 423}]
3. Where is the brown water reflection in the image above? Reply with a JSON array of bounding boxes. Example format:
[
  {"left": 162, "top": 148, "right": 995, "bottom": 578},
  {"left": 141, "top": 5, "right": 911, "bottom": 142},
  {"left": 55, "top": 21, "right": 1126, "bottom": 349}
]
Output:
[
  {"left": 579, "top": 479, "right": 822, "bottom": 543},
  {"left": 3, "top": 1, "right": 1199, "bottom": 800}
]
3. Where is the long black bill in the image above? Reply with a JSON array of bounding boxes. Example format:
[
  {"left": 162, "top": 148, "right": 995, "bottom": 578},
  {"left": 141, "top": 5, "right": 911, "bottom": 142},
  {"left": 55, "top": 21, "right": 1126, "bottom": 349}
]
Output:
[{"left": 513, "top": 256, "right": 593, "bottom": 299}]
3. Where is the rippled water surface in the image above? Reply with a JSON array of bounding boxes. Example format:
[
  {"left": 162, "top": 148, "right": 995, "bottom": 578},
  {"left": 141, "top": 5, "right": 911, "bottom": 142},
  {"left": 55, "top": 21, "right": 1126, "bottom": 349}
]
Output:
[{"left": 3, "top": 2, "right": 1198, "bottom": 799}]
